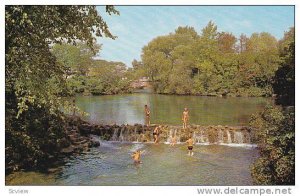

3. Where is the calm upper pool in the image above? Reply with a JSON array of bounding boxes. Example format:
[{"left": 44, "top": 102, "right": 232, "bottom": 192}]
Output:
[{"left": 75, "top": 93, "right": 272, "bottom": 125}]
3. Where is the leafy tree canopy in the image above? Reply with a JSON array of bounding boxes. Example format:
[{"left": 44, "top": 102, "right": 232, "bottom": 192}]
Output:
[{"left": 6, "top": 5, "right": 119, "bottom": 115}]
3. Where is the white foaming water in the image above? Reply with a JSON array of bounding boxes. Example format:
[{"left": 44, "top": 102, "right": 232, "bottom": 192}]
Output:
[
  {"left": 164, "top": 141, "right": 183, "bottom": 145},
  {"left": 227, "top": 130, "right": 232, "bottom": 143},
  {"left": 193, "top": 130, "right": 208, "bottom": 144},
  {"left": 99, "top": 141, "right": 122, "bottom": 149},
  {"left": 132, "top": 141, "right": 142, "bottom": 144},
  {"left": 194, "top": 142, "right": 256, "bottom": 148},
  {"left": 129, "top": 143, "right": 145, "bottom": 153},
  {"left": 119, "top": 128, "right": 124, "bottom": 141},
  {"left": 218, "top": 129, "right": 224, "bottom": 143},
  {"left": 111, "top": 128, "right": 119, "bottom": 141},
  {"left": 195, "top": 142, "right": 210, "bottom": 146},
  {"left": 219, "top": 143, "right": 257, "bottom": 149},
  {"left": 234, "top": 132, "right": 244, "bottom": 143},
  {"left": 167, "top": 128, "right": 179, "bottom": 143}
]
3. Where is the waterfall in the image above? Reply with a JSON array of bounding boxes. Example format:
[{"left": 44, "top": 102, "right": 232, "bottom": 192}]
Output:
[
  {"left": 193, "top": 132, "right": 201, "bottom": 143},
  {"left": 234, "top": 132, "right": 244, "bottom": 143},
  {"left": 100, "top": 124, "right": 253, "bottom": 146},
  {"left": 168, "top": 129, "right": 173, "bottom": 143},
  {"left": 168, "top": 128, "right": 179, "bottom": 143},
  {"left": 200, "top": 130, "right": 205, "bottom": 143},
  {"left": 193, "top": 130, "right": 208, "bottom": 144},
  {"left": 193, "top": 131, "right": 196, "bottom": 141},
  {"left": 217, "top": 129, "right": 224, "bottom": 143},
  {"left": 172, "top": 129, "right": 180, "bottom": 143},
  {"left": 226, "top": 130, "right": 232, "bottom": 143},
  {"left": 195, "top": 133, "right": 199, "bottom": 143},
  {"left": 111, "top": 128, "right": 119, "bottom": 141},
  {"left": 119, "top": 127, "right": 124, "bottom": 141},
  {"left": 201, "top": 130, "right": 209, "bottom": 143},
  {"left": 134, "top": 126, "right": 138, "bottom": 142}
]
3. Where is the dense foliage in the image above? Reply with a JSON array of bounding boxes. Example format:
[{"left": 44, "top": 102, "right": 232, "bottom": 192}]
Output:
[
  {"left": 273, "top": 28, "right": 295, "bottom": 106},
  {"left": 138, "top": 22, "right": 281, "bottom": 97},
  {"left": 250, "top": 106, "right": 295, "bottom": 185},
  {"left": 250, "top": 27, "right": 295, "bottom": 185},
  {"left": 5, "top": 5, "right": 118, "bottom": 172},
  {"left": 52, "top": 43, "right": 132, "bottom": 95}
]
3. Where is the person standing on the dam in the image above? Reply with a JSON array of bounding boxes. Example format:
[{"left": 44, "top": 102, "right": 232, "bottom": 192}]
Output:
[
  {"left": 186, "top": 136, "right": 194, "bottom": 156},
  {"left": 182, "top": 108, "right": 189, "bottom": 129},
  {"left": 144, "top": 104, "right": 151, "bottom": 126}
]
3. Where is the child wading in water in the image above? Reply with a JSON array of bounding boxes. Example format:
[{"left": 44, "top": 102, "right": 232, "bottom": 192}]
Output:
[
  {"left": 131, "top": 150, "right": 143, "bottom": 164},
  {"left": 182, "top": 108, "right": 189, "bottom": 129},
  {"left": 186, "top": 136, "right": 194, "bottom": 156}
]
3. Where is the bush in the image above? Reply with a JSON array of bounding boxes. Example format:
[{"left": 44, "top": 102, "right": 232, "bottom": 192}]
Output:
[
  {"left": 250, "top": 106, "right": 295, "bottom": 185},
  {"left": 5, "top": 95, "right": 66, "bottom": 173}
]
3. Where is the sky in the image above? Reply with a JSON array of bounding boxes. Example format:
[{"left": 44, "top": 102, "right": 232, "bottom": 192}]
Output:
[{"left": 96, "top": 6, "right": 294, "bottom": 67}]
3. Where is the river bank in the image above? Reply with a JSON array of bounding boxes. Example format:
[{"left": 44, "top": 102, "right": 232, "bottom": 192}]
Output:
[{"left": 5, "top": 116, "right": 100, "bottom": 176}]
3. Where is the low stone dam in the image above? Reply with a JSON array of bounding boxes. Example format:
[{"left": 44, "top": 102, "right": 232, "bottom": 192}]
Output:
[{"left": 69, "top": 117, "right": 256, "bottom": 146}]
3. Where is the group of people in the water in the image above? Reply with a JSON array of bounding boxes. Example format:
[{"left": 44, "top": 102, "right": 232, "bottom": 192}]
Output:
[{"left": 131, "top": 105, "right": 194, "bottom": 164}]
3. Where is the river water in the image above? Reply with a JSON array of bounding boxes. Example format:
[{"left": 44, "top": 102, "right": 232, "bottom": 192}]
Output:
[
  {"left": 6, "top": 140, "right": 258, "bottom": 185},
  {"left": 75, "top": 93, "right": 272, "bottom": 125},
  {"left": 6, "top": 94, "right": 267, "bottom": 185}
]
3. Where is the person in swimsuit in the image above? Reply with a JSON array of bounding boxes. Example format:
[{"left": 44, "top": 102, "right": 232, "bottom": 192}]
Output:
[
  {"left": 144, "top": 105, "right": 150, "bottom": 126},
  {"left": 182, "top": 108, "right": 189, "bottom": 129},
  {"left": 153, "top": 126, "right": 161, "bottom": 144},
  {"left": 186, "top": 136, "right": 194, "bottom": 156},
  {"left": 131, "top": 150, "right": 143, "bottom": 164}
]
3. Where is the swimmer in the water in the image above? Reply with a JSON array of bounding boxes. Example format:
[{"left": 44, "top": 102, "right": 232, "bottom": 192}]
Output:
[
  {"left": 186, "top": 136, "right": 194, "bottom": 156},
  {"left": 131, "top": 150, "right": 143, "bottom": 164}
]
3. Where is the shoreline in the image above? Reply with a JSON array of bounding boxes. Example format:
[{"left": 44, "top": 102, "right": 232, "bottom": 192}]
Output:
[{"left": 76, "top": 91, "right": 275, "bottom": 98}]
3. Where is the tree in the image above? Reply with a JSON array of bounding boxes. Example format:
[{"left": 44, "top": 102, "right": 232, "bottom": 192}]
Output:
[
  {"left": 141, "top": 26, "right": 198, "bottom": 93},
  {"left": 238, "top": 34, "right": 248, "bottom": 53},
  {"left": 132, "top": 59, "right": 143, "bottom": 69},
  {"left": 88, "top": 60, "right": 130, "bottom": 95},
  {"left": 273, "top": 27, "right": 295, "bottom": 106},
  {"left": 217, "top": 32, "right": 237, "bottom": 53},
  {"left": 250, "top": 27, "right": 295, "bottom": 185},
  {"left": 52, "top": 42, "right": 101, "bottom": 77},
  {"left": 250, "top": 106, "right": 295, "bottom": 185},
  {"left": 201, "top": 20, "right": 218, "bottom": 40},
  {"left": 6, "top": 5, "right": 119, "bottom": 115},
  {"left": 236, "top": 32, "right": 279, "bottom": 96},
  {"left": 137, "top": 21, "right": 285, "bottom": 97},
  {"left": 5, "top": 5, "right": 119, "bottom": 172}
]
